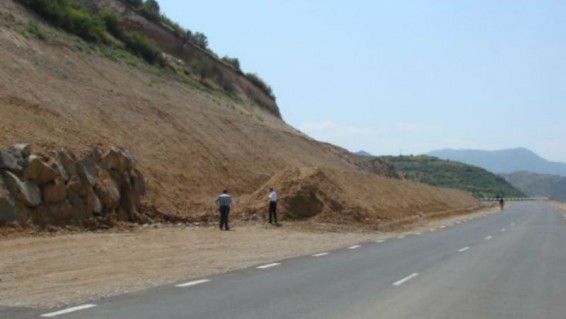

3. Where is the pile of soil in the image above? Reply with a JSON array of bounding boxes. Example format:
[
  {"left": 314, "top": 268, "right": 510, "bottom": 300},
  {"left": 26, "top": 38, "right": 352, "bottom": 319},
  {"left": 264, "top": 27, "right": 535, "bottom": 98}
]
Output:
[{"left": 241, "top": 166, "right": 480, "bottom": 228}]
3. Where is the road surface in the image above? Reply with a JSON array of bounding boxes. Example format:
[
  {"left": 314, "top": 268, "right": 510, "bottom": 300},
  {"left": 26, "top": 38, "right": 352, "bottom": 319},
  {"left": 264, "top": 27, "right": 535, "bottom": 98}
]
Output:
[{"left": 4, "top": 202, "right": 566, "bottom": 318}]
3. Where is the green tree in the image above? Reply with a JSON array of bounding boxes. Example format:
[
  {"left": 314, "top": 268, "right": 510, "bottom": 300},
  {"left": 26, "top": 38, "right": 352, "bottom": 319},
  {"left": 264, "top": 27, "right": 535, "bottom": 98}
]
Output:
[
  {"left": 193, "top": 32, "right": 208, "bottom": 49},
  {"left": 124, "top": 0, "right": 143, "bottom": 8},
  {"left": 142, "top": 0, "right": 160, "bottom": 21},
  {"left": 221, "top": 56, "right": 241, "bottom": 72}
]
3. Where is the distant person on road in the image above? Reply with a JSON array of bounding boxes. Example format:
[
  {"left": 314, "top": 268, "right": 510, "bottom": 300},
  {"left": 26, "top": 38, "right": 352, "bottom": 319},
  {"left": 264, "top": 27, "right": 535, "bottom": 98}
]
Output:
[
  {"left": 268, "top": 188, "right": 278, "bottom": 225},
  {"left": 499, "top": 198, "right": 505, "bottom": 210},
  {"left": 215, "top": 190, "right": 232, "bottom": 231}
]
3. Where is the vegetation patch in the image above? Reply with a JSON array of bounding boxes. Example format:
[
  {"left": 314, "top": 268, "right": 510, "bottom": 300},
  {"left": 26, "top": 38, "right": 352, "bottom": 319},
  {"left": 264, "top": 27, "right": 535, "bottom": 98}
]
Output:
[
  {"left": 18, "top": 0, "right": 164, "bottom": 65},
  {"left": 25, "top": 21, "right": 47, "bottom": 40},
  {"left": 18, "top": 0, "right": 277, "bottom": 102},
  {"left": 381, "top": 155, "right": 525, "bottom": 198}
]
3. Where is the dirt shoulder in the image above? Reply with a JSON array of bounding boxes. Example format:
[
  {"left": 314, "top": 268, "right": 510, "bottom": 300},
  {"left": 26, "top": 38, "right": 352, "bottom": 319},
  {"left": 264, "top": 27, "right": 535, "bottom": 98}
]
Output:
[
  {"left": 549, "top": 201, "right": 566, "bottom": 214},
  {"left": 0, "top": 205, "right": 498, "bottom": 308}
]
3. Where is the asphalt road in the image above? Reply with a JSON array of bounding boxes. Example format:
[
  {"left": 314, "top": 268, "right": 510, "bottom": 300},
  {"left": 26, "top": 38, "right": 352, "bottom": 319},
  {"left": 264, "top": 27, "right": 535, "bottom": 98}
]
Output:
[{"left": 5, "top": 202, "right": 566, "bottom": 319}]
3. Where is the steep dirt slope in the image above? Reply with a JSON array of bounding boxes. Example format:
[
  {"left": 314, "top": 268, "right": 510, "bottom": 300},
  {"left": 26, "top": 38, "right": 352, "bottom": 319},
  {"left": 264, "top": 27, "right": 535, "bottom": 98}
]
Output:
[{"left": 0, "top": 0, "right": 477, "bottom": 222}]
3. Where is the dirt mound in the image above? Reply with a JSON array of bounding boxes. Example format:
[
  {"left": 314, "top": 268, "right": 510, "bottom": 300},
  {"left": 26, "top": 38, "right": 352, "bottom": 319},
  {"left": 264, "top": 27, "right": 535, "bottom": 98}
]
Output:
[{"left": 241, "top": 167, "right": 480, "bottom": 228}]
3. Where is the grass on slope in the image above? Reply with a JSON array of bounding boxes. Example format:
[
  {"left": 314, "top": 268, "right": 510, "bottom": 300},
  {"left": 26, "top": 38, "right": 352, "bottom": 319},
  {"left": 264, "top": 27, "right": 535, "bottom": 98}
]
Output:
[{"left": 381, "top": 155, "right": 525, "bottom": 198}]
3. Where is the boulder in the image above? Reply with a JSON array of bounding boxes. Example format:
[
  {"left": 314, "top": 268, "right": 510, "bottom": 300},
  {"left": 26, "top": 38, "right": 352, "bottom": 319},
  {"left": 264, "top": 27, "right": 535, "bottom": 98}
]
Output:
[
  {"left": 24, "top": 156, "right": 59, "bottom": 184},
  {"left": 102, "top": 147, "right": 135, "bottom": 173},
  {"left": 66, "top": 175, "right": 89, "bottom": 197},
  {"left": 42, "top": 179, "right": 68, "bottom": 203},
  {"left": 94, "top": 170, "right": 120, "bottom": 212},
  {"left": 31, "top": 204, "right": 50, "bottom": 226},
  {"left": 52, "top": 149, "right": 77, "bottom": 180},
  {"left": 68, "top": 191, "right": 88, "bottom": 222},
  {"left": 14, "top": 202, "right": 31, "bottom": 226},
  {"left": 83, "top": 186, "right": 102, "bottom": 216},
  {"left": 0, "top": 175, "right": 16, "bottom": 224},
  {"left": 0, "top": 151, "right": 22, "bottom": 172},
  {"left": 2, "top": 171, "right": 42, "bottom": 207},
  {"left": 47, "top": 200, "right": 76, "bottom": 226},
  {"left": 76, "top": 160, "right": 97, "bottom": 187},
  {"left": 11, "top": 144, "right": 32, "bottom": 158}
]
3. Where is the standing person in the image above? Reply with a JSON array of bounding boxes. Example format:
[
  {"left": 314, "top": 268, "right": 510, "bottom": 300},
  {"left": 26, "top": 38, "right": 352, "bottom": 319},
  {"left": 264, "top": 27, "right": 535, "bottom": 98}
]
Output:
[
  {"left": 215, "top": 190, "right": 232, "bottom": 231},
  {"left": 418, "top": 211, "right": 424, "bottom": 226},
  {"left": 499, "top": 198, "right": 505, "bottom": 210},
  {"left": 268, "top": 188, "right": 278, "bottom": 225}
]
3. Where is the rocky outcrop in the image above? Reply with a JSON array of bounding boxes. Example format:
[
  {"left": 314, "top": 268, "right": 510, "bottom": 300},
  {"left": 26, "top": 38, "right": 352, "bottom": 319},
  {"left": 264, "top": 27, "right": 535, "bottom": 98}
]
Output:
[{"left": 0, "top": 145, "right": 146, "bottom": 227}]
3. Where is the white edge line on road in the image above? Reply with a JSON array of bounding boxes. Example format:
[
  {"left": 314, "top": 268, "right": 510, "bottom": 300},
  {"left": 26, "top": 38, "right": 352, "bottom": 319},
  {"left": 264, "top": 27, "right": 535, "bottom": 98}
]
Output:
[
  {"left": 348, "top": 245, "right": 362, "bottom": 249},
  {"left": 175, "top": 279, "right": 211, "bottom": 288},
  {"left": 393, "top": 273, "right": 419, "bottom": 286},
  {"left": 375, "top": 239, "right": 386, "bottom": 243},
  {"left": 312, "top": 252, "right": 329, "bottom": 257},
  {"left": 458, "top": 247, "right": 470, "bottom": 253},
  {"left": 485, "top": 236, "right": 493, "bottom": 240},
  {"left": 429, "top": 228, "right": 436, "bottom": 232},
  {"left": 397, "top": 236, "right": 405, "bottom": 239},
  {"left": 256, "top": 263, "right": 281, "bottom": 269},
  {"left": 41, "top": 304, "right": 97, "bottom": 317}
]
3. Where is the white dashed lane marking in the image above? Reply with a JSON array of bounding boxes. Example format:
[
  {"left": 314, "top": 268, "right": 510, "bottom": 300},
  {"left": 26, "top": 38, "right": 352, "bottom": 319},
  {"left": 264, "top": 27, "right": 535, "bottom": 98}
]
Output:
[
  {"left": 393, "top": 273, "right": 419, "bottom": 286},
  {"left": 348, "top": 245, "right": 361, "bottom": 250},
  {"left": 485, "top": 236, "right": 493, "bottom": 240},
  {"left": 458, "top": 247, "right": 470, "bottom": 253},
  {"left": 375, "top": 239, "right": 386, "bottom": 243},
  {"left": 256, "top": 263, "right": 281, "bottom": 269},
  {"left": 41, "top": 304, "right": 97, "bottom": 317},
  {"left": 312, "top": 252, "right": 329, "bottom": 257},
  {"left": 175, "top": 279, "right": 211, "bottom": 288}
]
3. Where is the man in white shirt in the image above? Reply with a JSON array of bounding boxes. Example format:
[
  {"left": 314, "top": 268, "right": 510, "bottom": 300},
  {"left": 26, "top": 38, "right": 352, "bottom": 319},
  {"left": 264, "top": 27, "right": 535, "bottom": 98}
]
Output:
[{"left": 268, "top": 188, "right": 278, "bottom": 225}]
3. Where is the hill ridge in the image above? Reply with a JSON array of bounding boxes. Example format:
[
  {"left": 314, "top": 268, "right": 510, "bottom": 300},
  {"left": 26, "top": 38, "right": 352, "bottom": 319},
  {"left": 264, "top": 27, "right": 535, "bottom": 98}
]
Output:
[{"left": 428, "top": 148, "right": 566, "bottom": 176}]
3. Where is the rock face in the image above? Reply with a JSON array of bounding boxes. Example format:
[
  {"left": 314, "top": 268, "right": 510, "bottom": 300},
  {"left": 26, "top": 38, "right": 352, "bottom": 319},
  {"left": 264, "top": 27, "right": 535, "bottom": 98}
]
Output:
[{"left": 0, "top": 145, "right": 146, "bottom": 227}]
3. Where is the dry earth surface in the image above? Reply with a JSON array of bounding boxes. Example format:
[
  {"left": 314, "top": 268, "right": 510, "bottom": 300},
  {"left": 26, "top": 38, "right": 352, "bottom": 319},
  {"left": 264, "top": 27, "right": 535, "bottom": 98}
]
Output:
[
  {"left": 0, "top": 205, "right": 499, "bottom": 308},
  {"left": 549, "top": 201, "right": 566, "bottom": 214}
]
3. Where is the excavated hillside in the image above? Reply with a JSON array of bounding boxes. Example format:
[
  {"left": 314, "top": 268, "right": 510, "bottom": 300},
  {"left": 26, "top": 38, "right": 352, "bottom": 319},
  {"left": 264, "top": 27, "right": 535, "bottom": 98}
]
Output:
[{"left": 0, "top": 0, "right": 479, "bottom": 226}]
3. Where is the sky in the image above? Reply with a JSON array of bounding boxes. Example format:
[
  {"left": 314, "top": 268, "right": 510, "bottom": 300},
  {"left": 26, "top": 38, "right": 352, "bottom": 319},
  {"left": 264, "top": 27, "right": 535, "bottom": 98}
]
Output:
[{"left": 158, "top": 0, "right": 566, "bottom": 162}]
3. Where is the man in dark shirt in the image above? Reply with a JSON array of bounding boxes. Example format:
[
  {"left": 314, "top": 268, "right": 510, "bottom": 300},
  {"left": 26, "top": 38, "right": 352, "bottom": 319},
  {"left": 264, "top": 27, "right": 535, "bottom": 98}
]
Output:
[{"left": 215, "top": 190, "right": 232, "bottom": 231}]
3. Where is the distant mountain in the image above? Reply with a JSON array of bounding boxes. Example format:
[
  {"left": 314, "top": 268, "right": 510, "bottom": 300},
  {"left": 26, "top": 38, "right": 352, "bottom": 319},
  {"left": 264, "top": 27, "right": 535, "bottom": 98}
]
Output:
[
  {"left": 356, "top": 150, "right": 373, "bottom": 157},
  {"left": 427, "top": 148, "right": 566, "bottom": 176},
  {"left": 381, "top": 155, "right": 525, "bottom": 198},
  {"left": 502, "top": 172, "right": 566, "bottom": 202}
]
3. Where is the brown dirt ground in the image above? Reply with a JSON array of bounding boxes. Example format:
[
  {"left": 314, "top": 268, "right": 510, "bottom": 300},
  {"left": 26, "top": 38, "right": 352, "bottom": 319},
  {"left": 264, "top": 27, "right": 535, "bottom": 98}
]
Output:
[
  {"left": 0, "top": 204, "right": 498, "bottom": 309},
  {"left": 549, "top": 201, "right": 566, "bottom": 214}
]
